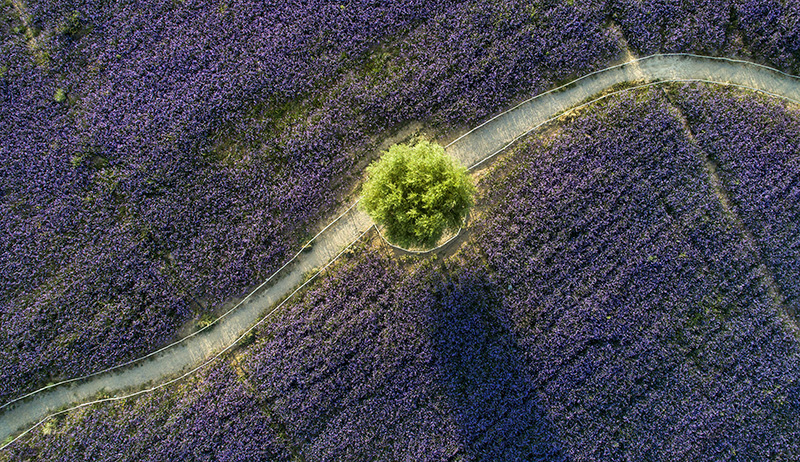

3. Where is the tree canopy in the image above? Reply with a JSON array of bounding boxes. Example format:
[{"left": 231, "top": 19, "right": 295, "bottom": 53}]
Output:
[{"left": 360, "top": 140, "right": 475, "bottom": 249}]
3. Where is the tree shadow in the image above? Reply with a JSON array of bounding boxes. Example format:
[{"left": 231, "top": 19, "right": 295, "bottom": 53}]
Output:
[{"left": 428, "top": 269, "right": 566, "bottom": 461}]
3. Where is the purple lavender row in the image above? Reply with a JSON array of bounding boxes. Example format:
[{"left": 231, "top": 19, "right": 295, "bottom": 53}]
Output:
[
  {"left": 2, "top": 364, "right": 296, "bottom": 461},
  {"left": 474, "top": 88, "right": 799, "bottom": 460},
  {"left": 6, "top": 87, "right": 797, "bottom": 460},
  {"left": 613, "top": 0, "right": 800, "bottom": 73},
  {"left": 4, "top": 0, "right": 799, "bottom": 407},
  {"left": 671, "top": 84, "right": 800, "bottom": 312},
  {"left": 1, "top": 0, "right": 618, "bottom": 403}
]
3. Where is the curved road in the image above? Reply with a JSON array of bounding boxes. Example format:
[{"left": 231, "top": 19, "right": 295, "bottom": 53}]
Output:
[{"left": 2, "top": 53, "right": 800, "bottom": 447}]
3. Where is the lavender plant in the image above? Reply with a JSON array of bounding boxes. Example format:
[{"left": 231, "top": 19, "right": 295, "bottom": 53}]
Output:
[
  {"left": 0, "top": 0, "right": 620, "bottom": 402},
  {"left": 5, "top": 87, "right": 798, "bottom": 461},
  {"left": 6, "top": 0, "right": 800, "bottom": 406},
  {"left": 472, "top": 87, "right": 800, "bottom": 460},
  {"left": 670, "top": 83, "right": 800, "bottom": 309},
  {"left": 612, "top": 0, "right": 800, "bottom": 73}
]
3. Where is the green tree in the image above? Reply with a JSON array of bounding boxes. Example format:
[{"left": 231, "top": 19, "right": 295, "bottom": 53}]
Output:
[{"left": 361, "top": 140, "right": 475, "bottom": 248}]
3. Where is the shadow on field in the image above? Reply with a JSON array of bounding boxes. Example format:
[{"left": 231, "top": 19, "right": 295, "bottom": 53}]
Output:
[{"left": 429, "top": 271, "right": 565, "bottom": 461}]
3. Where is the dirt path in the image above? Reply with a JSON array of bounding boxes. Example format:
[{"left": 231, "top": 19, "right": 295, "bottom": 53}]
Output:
[
  {"left": 8, "top": 0, "right": 49, "bottom": 66},
  {"left": 2, "top": 53, "right": 799, "bottom": 448}
]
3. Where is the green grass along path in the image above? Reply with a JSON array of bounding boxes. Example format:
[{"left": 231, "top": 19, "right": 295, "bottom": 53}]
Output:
[{"left": 2, "top": 53, "right": 800, "bottom": 448}]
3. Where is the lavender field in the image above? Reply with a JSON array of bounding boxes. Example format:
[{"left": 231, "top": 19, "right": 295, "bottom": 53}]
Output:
[
  {"left": 4, "top": 85, "right": 798, "bottom": 460},
  {"left": 4, "top": 0, "right": 800, "bottom": 405},
  {"left": 671, "top": 84, "right": 800, "bottom": 310},
  {"left": 471, "top": 87, "right": 800, "bottom": 459},
  {"left": 3, "top": 0, "right": 800, "bottom": 407},
  {"left": 3, "top": 0, "right": 800, "bottom": 457},
  {"left": 1, "top": 0, "right": 625, "bottom": 403}
]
